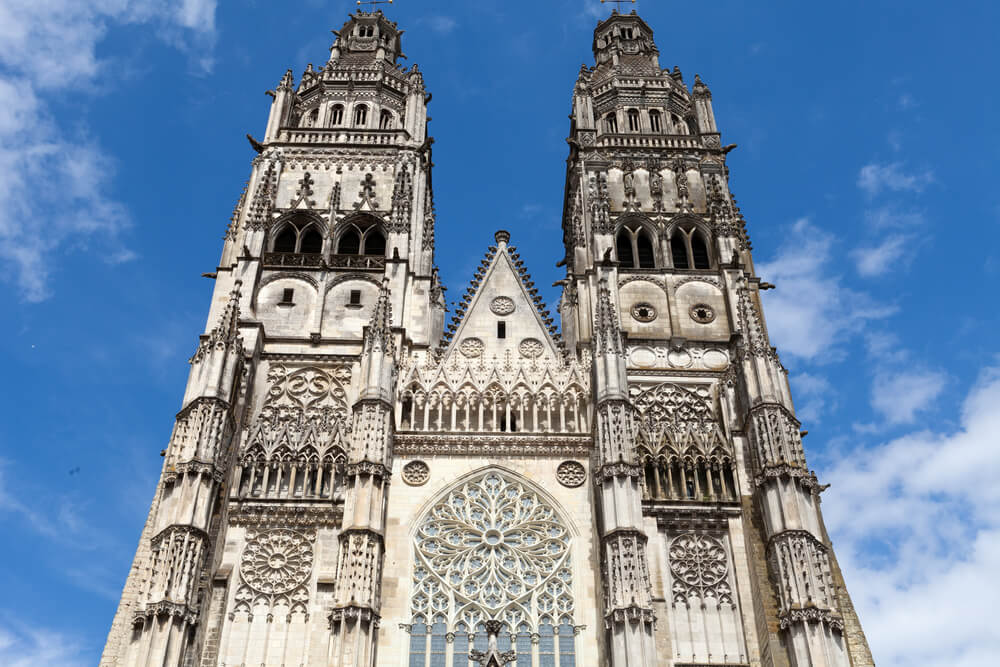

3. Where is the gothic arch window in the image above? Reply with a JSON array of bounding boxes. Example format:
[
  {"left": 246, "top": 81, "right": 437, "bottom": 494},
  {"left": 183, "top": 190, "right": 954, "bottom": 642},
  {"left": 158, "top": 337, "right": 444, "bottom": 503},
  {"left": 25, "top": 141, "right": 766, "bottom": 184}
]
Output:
[
  {"left": 353, "top": 104, "right": 368, "bottom": 127},
  {"left": 270, "top": 217, "right": 325, "bottom": 254},
  {"left": 670, "top": 224, "right": 713, "bottom": 270},
  {"left": 604, "top": 112, "right": 618, "bottom": 134},
  {"left": 649, "top": 109, "right": 662, "bottom": 133},
  {"left": 336, "top": 229, "right": 361, "bottom": 255},
  {"left": 409, "top": 470, "right": 576, "bottom": 667},
  {"left": 335, "top": 217, "right": 386, "bottom": 256},
  {"left": 363, "top": 228, "right": 385, "bottom": 255},
  {"left": 616, "top": 223, "right": 656, "bottom": 269},
  {"left": 671, "top": 113, "right": 688, "bottom": 135},
  {"left": 627, "top": 108, "right": 641, "bottom": 132},
  {"left": 330, "top": 104, "right": 344, "bottom": 126},
  {"left": 379, "top": 109, "right": 394, "bottom": 129}
]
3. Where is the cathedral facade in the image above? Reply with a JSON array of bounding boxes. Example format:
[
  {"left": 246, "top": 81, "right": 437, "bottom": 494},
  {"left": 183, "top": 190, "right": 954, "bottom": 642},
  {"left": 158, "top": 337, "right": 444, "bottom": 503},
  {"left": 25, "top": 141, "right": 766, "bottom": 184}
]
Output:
[{"left": 101, "top": 10, "right": 873, "bottom": 667}]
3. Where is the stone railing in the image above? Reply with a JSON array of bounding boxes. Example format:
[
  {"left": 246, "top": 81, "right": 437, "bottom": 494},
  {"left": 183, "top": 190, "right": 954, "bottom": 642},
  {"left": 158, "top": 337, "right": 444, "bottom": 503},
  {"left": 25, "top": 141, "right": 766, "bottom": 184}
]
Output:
[{"left": 276, "top": 127, "right": 410, "bottom": 146}]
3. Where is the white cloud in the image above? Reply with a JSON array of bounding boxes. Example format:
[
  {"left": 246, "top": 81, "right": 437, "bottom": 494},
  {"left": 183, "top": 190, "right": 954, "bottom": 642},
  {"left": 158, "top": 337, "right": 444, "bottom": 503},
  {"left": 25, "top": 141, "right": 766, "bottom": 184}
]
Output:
[
  {"left": 0, "top": 621, "right": 88, "bottom": 667},
  {"left": 823, "top": 363, "right": 1000, "bottom": 665},
  {"left": 757, "top": 218, "right": 895, "bottom": 361},
  {"left": 864, "top": 206, "right": 924, "bottom": 230},
  {"left": 858, "top": 162, "right": 934, "bottom": 196},
  {"left": 851, "top": 234, "right": 911, "bottom": 277},
  {"left": 870, "top": 368, "right": 947, "bottom": 424},
  {"left": 0, "top": 0, "right": 217, "bottom": 301}
]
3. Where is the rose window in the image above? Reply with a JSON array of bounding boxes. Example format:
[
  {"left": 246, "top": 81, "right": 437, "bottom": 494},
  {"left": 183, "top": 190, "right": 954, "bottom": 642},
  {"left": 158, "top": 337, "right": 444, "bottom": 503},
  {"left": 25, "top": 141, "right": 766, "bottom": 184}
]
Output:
[
  {"left": 240, "top": 529, "right": 313, "bottom": 595},
  {"left": 411, "top": 471, "right": 574, "bottom": 633},
  {"left": 668, "top": 533, "right": 732, "bottom": 604}
]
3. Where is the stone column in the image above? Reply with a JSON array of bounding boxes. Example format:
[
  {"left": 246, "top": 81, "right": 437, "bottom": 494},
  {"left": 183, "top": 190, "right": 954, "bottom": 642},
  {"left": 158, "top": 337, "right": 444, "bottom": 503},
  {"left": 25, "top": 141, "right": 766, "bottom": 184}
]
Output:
[
  {"left": 328, "top": 281, "right": 397, "bottom": 667},
  {"left": 590, "top": 274, "right": 657, "bottom": 667},
  {"left": 735, "top": 287, "right": 853, "bottom": 667},
  {"left": 109, "top": 284, "right": 245, "bottom": 666}
]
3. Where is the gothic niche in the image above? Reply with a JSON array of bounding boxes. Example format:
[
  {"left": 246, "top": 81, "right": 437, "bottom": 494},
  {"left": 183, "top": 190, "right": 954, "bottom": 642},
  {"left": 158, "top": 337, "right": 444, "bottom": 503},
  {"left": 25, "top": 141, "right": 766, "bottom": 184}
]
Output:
[
  {"left": 408, "top": 471, "right": 576, "bottom": 667},
  {"left": 631, "top": 383, "right": 737, "bottom": 502},
  {"left": 235, "top": 364, "right": 351, "bottom": 501}
]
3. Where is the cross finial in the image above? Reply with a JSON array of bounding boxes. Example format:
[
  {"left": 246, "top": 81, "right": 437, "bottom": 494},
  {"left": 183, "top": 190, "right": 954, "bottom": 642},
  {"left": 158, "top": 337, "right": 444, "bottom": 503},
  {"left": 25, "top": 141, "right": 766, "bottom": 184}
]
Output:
[
  {"left": 601, "top": 0, "right": 636, "bottom": 9},
  {"left": 357, "top": 0, "right": 393, "bottom": 8}
]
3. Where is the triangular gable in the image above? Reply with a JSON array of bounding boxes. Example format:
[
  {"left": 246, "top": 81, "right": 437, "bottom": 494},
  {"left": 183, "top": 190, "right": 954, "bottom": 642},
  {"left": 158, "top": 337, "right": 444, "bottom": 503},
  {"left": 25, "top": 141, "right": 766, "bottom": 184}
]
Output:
[{"left": 442, "top": 231, "right": 561, "bottom": 366}]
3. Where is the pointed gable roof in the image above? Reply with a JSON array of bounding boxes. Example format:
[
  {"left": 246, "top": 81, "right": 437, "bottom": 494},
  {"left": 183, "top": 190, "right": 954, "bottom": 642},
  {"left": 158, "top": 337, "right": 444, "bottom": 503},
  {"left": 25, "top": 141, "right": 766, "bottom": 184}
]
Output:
[{"left": 440, "top": 231, "right": 563, "bottom": 364}]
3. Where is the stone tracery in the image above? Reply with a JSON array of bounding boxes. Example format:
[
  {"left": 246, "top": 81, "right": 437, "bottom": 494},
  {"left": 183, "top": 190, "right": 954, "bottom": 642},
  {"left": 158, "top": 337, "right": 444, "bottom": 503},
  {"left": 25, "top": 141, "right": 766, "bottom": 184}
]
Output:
[{"left": 410, "top": 471, "right": 575, "bottom": 635}]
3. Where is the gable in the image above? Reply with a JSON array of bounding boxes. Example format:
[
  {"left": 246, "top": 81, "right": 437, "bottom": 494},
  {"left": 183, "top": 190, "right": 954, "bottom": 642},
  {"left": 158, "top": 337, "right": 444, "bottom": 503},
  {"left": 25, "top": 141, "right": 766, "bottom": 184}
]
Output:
[{"left": 443, "top": 233, "right": 560, "bottom": 366}]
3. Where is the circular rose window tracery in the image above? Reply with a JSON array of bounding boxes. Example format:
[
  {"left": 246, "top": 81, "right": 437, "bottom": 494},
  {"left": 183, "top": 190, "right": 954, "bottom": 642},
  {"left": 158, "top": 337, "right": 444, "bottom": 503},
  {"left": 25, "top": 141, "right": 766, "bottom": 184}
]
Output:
[
  {"left": 240, "top": 529, "right": 313, "bottom": 595},
  {"left": 519, "top": 338, "right": 544, "bottom": 358},
  {"left": 411, "top": 471, "right": 574, "bottom": 630},
  {"left": 490, "top": 297, "right": 516, "bottom": 316}
]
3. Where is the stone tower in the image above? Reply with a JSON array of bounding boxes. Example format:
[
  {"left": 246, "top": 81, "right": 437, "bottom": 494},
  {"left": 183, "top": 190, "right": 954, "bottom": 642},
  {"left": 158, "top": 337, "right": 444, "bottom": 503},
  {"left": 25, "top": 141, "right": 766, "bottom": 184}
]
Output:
[{"left": 101, "top": 9, "right": 873, "bottom": 667}]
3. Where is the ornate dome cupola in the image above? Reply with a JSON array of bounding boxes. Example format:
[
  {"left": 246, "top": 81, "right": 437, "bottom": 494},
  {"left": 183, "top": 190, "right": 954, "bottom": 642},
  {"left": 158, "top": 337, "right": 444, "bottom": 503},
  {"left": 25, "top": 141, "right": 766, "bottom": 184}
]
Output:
[
  {"left": 329, "top": 10, "right": 405, "bottom": 65},
  {"left": 592, "top": 10, "right": 659, "bottom": 70}
]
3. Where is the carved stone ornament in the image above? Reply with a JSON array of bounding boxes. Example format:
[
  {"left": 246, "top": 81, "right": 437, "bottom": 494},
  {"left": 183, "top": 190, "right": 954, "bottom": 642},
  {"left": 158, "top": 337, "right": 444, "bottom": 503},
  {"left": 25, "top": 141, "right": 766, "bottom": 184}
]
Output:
[
  {"left": 240, "top": 529, "right": 313, "bottom": 595},
  {"left": 490, "top": 296, "right": 516, "bottom": 316},
  {"left": 518, "top": 338, "right": 544, "bottom": 359},
  {"left": 556, "top": 461, "right": 586, "bottom": 488},
  {"left": 631, "top": 303, "right": 657, "bottom": 323},
  {"left": 459, "top": 337, "right": 484, "bottom": 358},
  {"left": 668, "top": 533, "right": 732, "bottom": 604},
  {"left": 402, "top": 460, "right": 430, "bottom": 486},
  {"left": 689, "top": 303, "right": 716, "bottom": 324},
  {"left": 411, "top": 471, "right": 573, "bottom": 632}
]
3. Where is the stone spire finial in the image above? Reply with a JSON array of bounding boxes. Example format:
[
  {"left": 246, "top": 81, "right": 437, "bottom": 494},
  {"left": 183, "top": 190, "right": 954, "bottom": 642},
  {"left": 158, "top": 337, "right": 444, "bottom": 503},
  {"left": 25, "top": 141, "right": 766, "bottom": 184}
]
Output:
[
  {"left": 277, "top": 68, "right": 294, "bottom": 91},
  {"left": 594, "top": 278, "right": 623, "bottom": 356},
  {"left": 469, "top": 620, "right": 517, "bottom": 666},
  {"left": 190, "top": 281, "right": 244, "bottom": 363},
  {"left": 364, "top": 278, "right": 395, "bottom": 355},
  {"left": 693, "top": 73, "right": 712, "bottom": 99},
  {"left": 494, "top": 230, "right": 510, "bottom": 246}
]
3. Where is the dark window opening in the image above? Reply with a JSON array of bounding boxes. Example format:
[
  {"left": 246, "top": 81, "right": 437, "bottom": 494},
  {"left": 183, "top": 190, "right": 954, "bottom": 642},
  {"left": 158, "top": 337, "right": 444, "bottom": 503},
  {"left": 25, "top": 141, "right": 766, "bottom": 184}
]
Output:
[
  {"left": 280, "top": 288, "right": 294, "bottom": 304},
  {"left": 338, "top": 230, "right": 361, "bottom": 255},
  {"left": 691, "top": 233, "right": 711, "bottom": 269},
  {"left": 299, "top": 228, "right": 323, "bottom": 254},
  {"left": 353, "top": 105, "right": 368, "bottom": 127},
  {"left": 274, "top": 228, "right": 297, "bottom": 253},
  {"left": 330, "top": 104, "right": 344, "bottom": 125},
  {"left": 616, "top": 230, "right": 635, "bottom": 267},
  {"left": 497, "top": 321, "right": 506, "bottom": 339},
  {"left": 364, "top": 229, "right": 386, "bottom": 256},
  {"left": 349, "top": 290, "right": 361, "bottom": 305},
  {"left": 605, "top": 113, "right": 618, "bottom": 134},
  {"left": 636, "top": 232, "right": 655, "bottom": 268},
  {"left": 379, "top": 110, "right": 393, "bottom": 129},
  {"left": 649, "top": 110, "right": 662, "bottom": 133},
  {"left": 635, "top": 305, "right": 653, "bottom": 320},
  {"left": 627, "top": 109, "right": 641, "bottom": 132},
  {"left": 671, "top": 236, "right": 690, "bottom": 269}
]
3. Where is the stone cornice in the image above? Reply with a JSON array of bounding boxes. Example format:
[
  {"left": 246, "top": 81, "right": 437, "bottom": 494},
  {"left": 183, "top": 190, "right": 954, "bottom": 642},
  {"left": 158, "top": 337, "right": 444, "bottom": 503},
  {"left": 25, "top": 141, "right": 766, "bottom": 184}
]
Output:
[
  {"left": 227, "top": 501, "right": 343, "bottom": 528},
  {"left": 393, "top": 432, "right": 591, "bottom": 457}
]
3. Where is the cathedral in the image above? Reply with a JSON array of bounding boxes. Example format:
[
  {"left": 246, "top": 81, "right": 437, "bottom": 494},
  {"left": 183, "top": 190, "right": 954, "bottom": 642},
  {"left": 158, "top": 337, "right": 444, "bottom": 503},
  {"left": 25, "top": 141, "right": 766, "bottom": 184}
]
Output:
[{"left": 101, "top": 9, "right": 874, "bottom": 667}]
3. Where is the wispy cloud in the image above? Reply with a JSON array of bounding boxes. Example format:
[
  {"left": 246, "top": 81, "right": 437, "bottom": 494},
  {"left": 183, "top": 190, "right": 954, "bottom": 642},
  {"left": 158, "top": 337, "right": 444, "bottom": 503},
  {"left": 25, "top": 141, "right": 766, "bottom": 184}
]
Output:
[
  {"left": 851, "top": 234, "right": 911, "bottom": 277},
  {"left": 0, "top": 620, "right": 89, "bottom": 667},
  {"left": 757, "top": 218, "right": 895, "bottom": 361},
  {"left": 0, "top": 0, "right": 217, "bottom": 301},
  {"left": 824, "top": 363, "right": 1000, "bottom": 665},
  {"left": 858, "top": 161, "right": 934, "bottom": 197},
  {"left": 790, "top": 371, "right": 834, "bottom": 423},
  {"left": 871, "top": 368, "right": 947, "bottom": 424}
]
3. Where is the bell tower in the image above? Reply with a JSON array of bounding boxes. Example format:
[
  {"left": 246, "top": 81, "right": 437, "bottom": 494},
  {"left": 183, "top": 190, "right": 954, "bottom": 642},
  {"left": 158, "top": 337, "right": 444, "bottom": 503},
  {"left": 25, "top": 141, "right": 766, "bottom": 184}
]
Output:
[
  {"left": 100, "top": 8, "right": 444, "bottom": 666},
  {"left": 558, "top": 9, "right": 873, "bottom": 667}
]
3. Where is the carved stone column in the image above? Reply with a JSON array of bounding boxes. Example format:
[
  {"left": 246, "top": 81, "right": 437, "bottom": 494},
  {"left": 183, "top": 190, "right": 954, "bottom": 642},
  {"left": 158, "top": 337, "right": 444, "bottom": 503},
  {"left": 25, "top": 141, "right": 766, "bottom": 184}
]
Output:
[
  {"left": 328, "top": 281, "right": 397, "bottom": 667},
  {"left": 590, "top": 278, "right": 657, "bottom": 667}
]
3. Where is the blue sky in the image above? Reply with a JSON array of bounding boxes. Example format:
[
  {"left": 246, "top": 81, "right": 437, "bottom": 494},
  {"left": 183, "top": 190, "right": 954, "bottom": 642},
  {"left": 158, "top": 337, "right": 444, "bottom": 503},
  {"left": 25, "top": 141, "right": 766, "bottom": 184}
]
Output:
[{"left": 0, "top": 0, "right": 998, "bottom": 664}]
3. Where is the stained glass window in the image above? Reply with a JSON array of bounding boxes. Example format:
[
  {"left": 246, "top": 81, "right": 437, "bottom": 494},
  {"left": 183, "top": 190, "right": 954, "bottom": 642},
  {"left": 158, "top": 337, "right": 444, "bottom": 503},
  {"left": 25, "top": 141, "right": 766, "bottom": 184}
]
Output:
[{"left": 409, "top": 471, "right": 575, "bottom": 667}]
